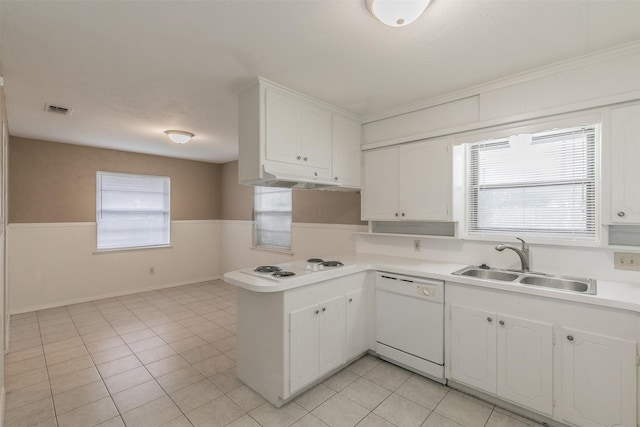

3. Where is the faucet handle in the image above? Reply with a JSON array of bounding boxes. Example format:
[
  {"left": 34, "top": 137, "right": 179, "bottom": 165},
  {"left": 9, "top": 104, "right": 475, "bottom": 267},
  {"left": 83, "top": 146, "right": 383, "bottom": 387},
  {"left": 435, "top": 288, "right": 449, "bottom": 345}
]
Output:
[{"left": 516, "top": 237, "right": 528, "bottom": 251}]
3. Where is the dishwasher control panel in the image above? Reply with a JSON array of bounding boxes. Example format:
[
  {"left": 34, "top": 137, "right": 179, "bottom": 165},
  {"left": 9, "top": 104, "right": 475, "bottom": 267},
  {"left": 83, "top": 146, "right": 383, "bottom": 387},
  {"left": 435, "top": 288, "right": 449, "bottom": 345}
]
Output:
[
  {"left": 375, "top": 271, "right": 444, "bottom": 303},
  {"left": 416, "top": 284, "right": 438, "bottom": 298}
]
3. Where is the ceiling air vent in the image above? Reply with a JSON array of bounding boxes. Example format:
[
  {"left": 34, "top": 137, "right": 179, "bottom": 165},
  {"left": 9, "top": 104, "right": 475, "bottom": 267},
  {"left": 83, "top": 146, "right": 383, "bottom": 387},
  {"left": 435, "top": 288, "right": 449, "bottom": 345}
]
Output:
[{"left": 44, "top": 103, "right": 72, "bottom": 115}]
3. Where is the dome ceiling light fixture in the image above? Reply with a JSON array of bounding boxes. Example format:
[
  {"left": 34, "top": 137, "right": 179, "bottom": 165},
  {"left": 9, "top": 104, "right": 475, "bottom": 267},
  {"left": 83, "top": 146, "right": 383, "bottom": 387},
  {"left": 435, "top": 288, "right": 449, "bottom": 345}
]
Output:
[
  {"left": 365, "top": 0, "right": 432, "bottom": 27},
  {"left": 164, "top": 130, "right": 194, "bottom": 144}
]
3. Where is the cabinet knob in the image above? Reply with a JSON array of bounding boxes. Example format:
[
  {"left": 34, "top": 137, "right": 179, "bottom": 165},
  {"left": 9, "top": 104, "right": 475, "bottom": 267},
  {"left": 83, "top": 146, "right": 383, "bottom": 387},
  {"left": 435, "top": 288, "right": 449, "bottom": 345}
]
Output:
[
  {"left": 322, "top": 307, "right": 326, "bottom": 312},
  {"left": 303, "top": 157, "right": 308, "bottom": 161},
  {"left": 334, "top": 177, "right": 338, "bottom": 181},
  {"left": 401, "top": 213, "right": 405, "bottom": 217},
  {"left": 499, "top": 320, "right": 505, "bottom": 326},
  {"left": 487, "top": 317, "right": 493, "bottom": 323},
  {"left": 348, "top": 298, "right": 353, "bottom": 302},
  {"left": 297, "top": 155, "right": 301, "bottom": 160},
  {"left": 567, "top": 335, "right": 574, "bottom": 341},
  {"left": 314, "top": 310, "right": 319, "bottom": 315},
  {"left": 618, "top": 211, "right": 626, "bottom": 217},
  {"left": 395, "top": 213, "right": 399, "bottom": 217}
]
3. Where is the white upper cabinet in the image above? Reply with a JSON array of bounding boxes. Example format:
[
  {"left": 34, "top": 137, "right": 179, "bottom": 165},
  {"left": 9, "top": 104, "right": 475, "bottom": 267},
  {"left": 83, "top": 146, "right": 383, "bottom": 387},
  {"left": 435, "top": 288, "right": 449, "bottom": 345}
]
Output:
[
  {"left": 362, "top": 146, "right": 400, "bottom": 220},
  {"left": 332, "top": 114, "right": 362, "bottom": 188},
  {"left": 238, "top": 77, "right": 361, "bottom": 189},
  {"left": 362, "top": 138, "right": 452, "bottom": 221},
  {"left": 265, "top": 88, "right": 332, "bottom": 170},
  {"left": 611, "top": 103, "right": 640, "bottom": 223}
]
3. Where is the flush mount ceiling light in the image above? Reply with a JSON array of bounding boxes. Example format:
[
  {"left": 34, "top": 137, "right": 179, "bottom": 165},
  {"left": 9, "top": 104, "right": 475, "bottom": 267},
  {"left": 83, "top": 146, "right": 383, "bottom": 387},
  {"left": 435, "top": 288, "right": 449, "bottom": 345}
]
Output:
[
  {"left": 365, "top": 0, "right": 431, "bottom": 27},
  {"left": 164, "top": 130, "right": 194, "bottom": 144}
]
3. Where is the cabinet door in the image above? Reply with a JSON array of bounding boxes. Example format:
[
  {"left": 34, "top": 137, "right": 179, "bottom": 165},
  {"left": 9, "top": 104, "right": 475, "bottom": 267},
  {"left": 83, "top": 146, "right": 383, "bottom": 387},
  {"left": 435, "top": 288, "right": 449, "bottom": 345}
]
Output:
[
  {"left": 399, "top": 139, "right": 451, "bottom": 220},
  {"left": 450, "top": 305, "right": 497, "bottom": 394},
  {"left": 265, "top": 89, "right": 302, "bottom": 165},
  {"left": 332, "top": 114, "right": 361, "bottom": 188},
  {"left": 345, "top": 290, "right": 368, "bottom": 360},
  {"left": 290, "top": 305, "right": 320, "bottom": 392},
  {"left": 496, "top": 315, "right": 553, "bottom": 415},
  {"left": 561, "top": 328, "right": 637, "bottom": 427},
  {"left": 361, "top": 147, "right": 400, "bottom": 220},
  {"left": 301, "top": 104, "right": 332, "bottom": 169},
  {"left": 318, "top": 296, "right": 345, "bottom": 376},
  {"left": 611, "top": 104, "right": 640, "bottom": 222}
]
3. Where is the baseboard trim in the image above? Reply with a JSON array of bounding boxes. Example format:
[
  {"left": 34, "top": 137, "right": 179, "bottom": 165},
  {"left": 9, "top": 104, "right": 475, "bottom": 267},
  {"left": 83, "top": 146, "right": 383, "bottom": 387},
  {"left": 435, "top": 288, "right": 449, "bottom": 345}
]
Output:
[{"left": 9, "top": 276, "right": 221, "bottom": 315}]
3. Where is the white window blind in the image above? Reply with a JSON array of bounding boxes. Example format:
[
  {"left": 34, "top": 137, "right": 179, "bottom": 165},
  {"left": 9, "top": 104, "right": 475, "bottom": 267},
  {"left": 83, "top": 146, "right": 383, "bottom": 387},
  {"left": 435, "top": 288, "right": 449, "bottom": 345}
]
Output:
[
  {"left": 254, "top": 186, "right": 292, "bottom": 250},
  {"left": 467, "top": 125, "right": 597, "bottom": 241},
  {"left": 97, "top": 172, "right": 170, "bottom": 250}
]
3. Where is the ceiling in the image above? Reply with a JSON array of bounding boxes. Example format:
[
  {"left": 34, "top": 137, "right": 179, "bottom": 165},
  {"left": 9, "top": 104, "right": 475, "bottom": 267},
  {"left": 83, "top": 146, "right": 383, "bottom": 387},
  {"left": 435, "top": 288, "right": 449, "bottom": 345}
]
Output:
[{"left": 2, "top": 1, "right": 640, "bottom": 164}]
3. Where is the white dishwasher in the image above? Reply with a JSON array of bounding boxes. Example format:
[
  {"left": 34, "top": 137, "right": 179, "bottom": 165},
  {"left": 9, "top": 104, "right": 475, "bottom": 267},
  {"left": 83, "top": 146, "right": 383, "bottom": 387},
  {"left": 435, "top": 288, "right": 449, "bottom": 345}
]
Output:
[{"left": 375, "top": 271, "right": 445, "bottom": 383}]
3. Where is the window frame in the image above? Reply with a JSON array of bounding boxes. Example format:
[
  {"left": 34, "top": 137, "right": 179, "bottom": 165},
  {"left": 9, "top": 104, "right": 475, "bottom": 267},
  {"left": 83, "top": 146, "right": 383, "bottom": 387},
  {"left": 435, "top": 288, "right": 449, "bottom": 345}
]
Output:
[
  {"left": 253, "top": 186, "right": 293, "bottom": 253},
  {"left": 96, "top": 171, "right": 171, "bottom": 251},
  {"left": 461, "top": 123, "right": 601, "bottom": 245}
]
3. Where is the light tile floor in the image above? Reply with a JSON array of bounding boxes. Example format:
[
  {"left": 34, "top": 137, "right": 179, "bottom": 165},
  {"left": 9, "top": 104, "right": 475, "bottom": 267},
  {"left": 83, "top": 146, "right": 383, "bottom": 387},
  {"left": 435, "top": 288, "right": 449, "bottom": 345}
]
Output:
[{"left": 4, "top": 280, "right": 547, "bottom": 427}]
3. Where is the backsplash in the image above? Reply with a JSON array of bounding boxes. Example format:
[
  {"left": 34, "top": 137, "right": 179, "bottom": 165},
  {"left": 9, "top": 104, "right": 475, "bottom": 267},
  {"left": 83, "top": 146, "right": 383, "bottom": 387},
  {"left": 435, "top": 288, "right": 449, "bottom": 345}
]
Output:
[{"left": 355, "top": 234, "right": 640, "bottom": 286}]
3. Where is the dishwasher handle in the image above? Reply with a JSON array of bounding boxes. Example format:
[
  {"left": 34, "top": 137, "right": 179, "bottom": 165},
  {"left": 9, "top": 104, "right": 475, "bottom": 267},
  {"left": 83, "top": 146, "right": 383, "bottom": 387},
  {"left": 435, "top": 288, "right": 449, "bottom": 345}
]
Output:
[{"left": 377, "top": 272, "right": 443, "bottom": 287}]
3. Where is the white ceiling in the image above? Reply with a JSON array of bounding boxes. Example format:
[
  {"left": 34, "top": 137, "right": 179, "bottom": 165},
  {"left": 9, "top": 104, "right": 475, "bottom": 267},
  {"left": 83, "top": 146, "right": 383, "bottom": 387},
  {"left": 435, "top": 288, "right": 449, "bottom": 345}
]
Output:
[{"left": 2, "top": 0, "right": 640, "bottom": 164}]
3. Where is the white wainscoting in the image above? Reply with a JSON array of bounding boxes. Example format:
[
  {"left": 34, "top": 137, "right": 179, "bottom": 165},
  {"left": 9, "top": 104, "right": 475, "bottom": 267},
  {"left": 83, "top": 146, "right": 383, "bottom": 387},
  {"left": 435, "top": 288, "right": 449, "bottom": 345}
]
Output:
[
  {"left": 7, "top": 220, "right": 222, "bottom": 313},
  {"left": 220, "top": 221, "right": 366, "bottom": 273},
  {"left": 7, "top": 220, "right": 366, "bottom": 313}
]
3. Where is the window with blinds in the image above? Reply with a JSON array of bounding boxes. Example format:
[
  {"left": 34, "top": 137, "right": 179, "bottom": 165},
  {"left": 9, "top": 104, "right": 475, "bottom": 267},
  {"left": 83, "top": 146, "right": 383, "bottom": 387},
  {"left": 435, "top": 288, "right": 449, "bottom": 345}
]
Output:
[
  {"left": 96, "top": 172, "right": 170, "bottom": 250},
  {"left": 467, "top": 125, "right": 598, "bottom": 241},
  {"left": 254, "top": 186, "right": 292, "bottom": 251}
]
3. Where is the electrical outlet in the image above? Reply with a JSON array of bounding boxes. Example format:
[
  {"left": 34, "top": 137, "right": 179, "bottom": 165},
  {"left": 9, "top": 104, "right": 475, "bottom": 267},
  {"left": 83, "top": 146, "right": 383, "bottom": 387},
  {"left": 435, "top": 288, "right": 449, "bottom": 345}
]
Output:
[
  {"left": 414, "top": 240, "right": 421, "bottom": 251},
  {"left": 614, "top": 252, "right": 640, "bottom": 271},
  {"left": 149, "top": 267, "right": 155, "bottom": 274}
]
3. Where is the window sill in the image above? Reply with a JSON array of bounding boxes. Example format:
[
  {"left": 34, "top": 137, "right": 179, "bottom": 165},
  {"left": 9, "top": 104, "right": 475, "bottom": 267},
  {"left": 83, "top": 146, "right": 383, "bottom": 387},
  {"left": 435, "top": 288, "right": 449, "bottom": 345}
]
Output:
[
  {"left": 250, "top": 245, "right": 294, "bottom": 256},
  {"left": 93, "top": 244, "right": 173, "bottom": 255}
]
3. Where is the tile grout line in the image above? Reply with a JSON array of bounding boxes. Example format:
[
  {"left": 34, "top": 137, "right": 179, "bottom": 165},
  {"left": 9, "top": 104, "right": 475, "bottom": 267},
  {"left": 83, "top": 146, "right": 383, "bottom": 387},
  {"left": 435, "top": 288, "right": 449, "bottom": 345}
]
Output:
[
  {"left": 87, "top": 284, "right": 234, "bottom": 426},
  {"left": 39, "top": 304, "right": 76, "bottom": 427},
  {"left": 88, "top": 296, "right": 188, "bottom": 426}
]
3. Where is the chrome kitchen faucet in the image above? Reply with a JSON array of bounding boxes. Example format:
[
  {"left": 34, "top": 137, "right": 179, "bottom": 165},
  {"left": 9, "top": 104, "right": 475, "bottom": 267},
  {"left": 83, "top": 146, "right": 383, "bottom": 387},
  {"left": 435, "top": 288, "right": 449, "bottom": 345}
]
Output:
[{"left": 495, "top": 237, "right": 530, "bottom": 273}]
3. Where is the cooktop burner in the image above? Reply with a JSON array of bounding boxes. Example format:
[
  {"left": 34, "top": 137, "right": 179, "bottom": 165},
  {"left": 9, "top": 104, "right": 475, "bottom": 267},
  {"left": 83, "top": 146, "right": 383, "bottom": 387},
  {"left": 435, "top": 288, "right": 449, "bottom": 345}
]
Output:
[
  {"left": 255, "top": 266, "right": 282, "bottom": 273},
  {"left": 272, "top": 271, "right": 296, "bottom": 278},
  {"left": 321, "top": 261, "right": 344, "bottom": 267},
  {"left": 307, "top": 258, "right": 324, "bottom": 264}
]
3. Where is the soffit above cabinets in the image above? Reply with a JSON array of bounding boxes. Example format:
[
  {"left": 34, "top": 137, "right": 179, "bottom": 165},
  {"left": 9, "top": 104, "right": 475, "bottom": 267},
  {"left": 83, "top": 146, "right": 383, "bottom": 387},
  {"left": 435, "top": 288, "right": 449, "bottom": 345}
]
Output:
[{"left": 2, "top": 1, "right": 640, "bottom": 162}]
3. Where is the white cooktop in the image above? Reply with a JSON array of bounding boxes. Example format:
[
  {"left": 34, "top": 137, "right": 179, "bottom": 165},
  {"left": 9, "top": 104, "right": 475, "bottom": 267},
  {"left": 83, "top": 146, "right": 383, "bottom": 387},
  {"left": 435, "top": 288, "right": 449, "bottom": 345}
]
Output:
[{"left": 239, "top": 260, "right": 350, "bottom": 282}]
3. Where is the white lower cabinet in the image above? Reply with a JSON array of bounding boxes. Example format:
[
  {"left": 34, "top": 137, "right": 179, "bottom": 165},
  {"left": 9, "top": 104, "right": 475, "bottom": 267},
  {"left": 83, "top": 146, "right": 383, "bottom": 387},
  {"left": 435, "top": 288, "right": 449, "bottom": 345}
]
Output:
[
  {"left": 290, "top": 296, "right": 345, "bottom": 392},
  {"left": 450, "top": 305, "right": 497, "bottom": 393},
  {"left": 345, "top": 289, "right": 368, "bottom": 360},
  {"left": 450, "top": 305, "right": 553, "bottom": 415},
  {"left": 497, "top": 315, "right": 553, "bottom": 415},
  {"left": 447, "top": 283, "right": 638, "bottom": 426},
  {"left": 561, "top": 328, "right": 637, "bottom": 427}
]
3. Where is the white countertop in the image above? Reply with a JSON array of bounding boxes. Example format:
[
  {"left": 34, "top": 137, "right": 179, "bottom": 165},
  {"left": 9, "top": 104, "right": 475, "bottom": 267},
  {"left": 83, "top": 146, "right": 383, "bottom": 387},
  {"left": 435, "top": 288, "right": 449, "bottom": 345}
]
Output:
[{"left": 223, "top": 253, "right": 640, "bottom": 314}]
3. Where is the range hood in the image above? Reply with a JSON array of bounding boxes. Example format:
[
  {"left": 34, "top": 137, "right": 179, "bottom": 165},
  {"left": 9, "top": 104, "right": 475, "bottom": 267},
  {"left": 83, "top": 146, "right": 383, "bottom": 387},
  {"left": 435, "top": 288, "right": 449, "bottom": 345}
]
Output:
[{"left": 240, "top": 165, "right": 337, "bottom": 190}]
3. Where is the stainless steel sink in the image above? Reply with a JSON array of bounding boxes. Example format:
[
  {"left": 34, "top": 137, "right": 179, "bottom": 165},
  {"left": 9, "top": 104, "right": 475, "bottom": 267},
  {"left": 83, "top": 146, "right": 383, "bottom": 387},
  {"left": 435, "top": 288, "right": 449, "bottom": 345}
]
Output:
[
  {"left": 452, "top": 266, "right": 597, "bottom": 295},
  {"left": 453, "top": 267, "right": 519, "bottom": 282},
  {"left": 517, "top": 275, "right": 594, "bottom": 294}
]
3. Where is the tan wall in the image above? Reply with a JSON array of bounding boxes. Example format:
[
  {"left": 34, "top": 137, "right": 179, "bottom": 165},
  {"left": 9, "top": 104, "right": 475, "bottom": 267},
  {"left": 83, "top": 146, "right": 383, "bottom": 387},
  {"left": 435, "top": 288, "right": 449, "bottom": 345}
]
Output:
[
  {"left": 220, "top": 160, "right": 253, "bottom": 221},
  {"left": 292, "top": 189, "right": 364, "bottom": 225},
  {"left": 220, "top": 160, "right": 365, "bottom": 225},
  {"left": 9, "top": 137, "right": 221, "bottom": 223}
]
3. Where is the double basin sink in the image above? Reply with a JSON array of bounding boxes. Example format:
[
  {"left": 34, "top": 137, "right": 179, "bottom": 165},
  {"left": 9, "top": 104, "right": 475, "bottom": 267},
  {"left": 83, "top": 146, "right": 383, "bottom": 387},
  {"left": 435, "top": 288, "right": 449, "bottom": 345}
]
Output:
[{"left": 452, "top": 266, "right": 597, "bottom": 295}]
